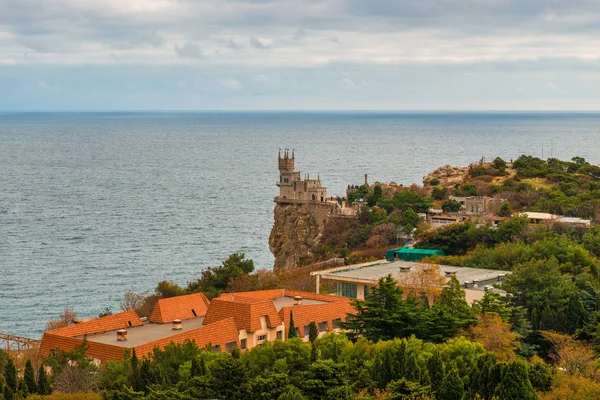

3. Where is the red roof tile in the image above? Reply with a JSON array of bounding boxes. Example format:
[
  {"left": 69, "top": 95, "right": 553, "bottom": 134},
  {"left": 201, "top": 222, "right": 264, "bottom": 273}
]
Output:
[
  {"left": 203, "top": 296, "right": 281, "bottom": 332},
  {"left": 39, "top": 333, "right": 127, "bottom": 363},
  {"left": 218, "top": 289, "right": 348, "bottom": 303},
  {"left": 279, "top": 301, "right": 355, "bottom": 338},
  {"left": 47, "top": 310, "right": 143, "bottom": 338},
  {"left": 135, "top": 317, "right": 239, "bottom": 357},
  {"left": 148, "top": 293, "right": 210, "bottom": 323}
]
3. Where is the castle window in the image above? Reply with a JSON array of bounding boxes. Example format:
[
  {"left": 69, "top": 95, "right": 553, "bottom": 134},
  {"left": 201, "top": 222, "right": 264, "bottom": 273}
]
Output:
[{"left": 312, "top": 194, "right": 316, "bottom": 201}]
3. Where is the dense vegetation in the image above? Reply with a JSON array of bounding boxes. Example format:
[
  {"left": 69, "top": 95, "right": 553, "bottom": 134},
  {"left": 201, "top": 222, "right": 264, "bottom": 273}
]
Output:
[
  {"left": 5, "top": 272, "right": 599, "bottom": 399},
  {"left": 321, "top": 155, "right": 600, "bottom": 263}
]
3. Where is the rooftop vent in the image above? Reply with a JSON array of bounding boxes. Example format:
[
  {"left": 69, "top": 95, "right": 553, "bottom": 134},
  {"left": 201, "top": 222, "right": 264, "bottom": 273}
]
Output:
[
  {"left": 399, "top": 266, "right": 411, "bottom": 273},
  {"left": 172, "top": 319, "right": 183, "bottom": 330},
  {"left": 293, "top": 296, "right": 303, "bottom": 306},
  {"left": 117, "top": 329, "right": 128, "bottom": 342},
  {"left": 140, "top": 317, "right": 148, "bottom": 324},
  {"left": 445, "top": 271, "right": 457, "bottom": 277}
]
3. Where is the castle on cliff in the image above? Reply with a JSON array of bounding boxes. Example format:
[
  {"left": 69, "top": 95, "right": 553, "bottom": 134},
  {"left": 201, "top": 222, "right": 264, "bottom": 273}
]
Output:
[{"left": 276, "top": 149, "right": 328, "bottom": 204}]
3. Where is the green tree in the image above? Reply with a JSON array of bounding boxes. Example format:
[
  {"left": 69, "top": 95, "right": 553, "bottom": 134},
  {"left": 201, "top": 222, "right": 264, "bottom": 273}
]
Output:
[
  {"left": 468, "top": 353, "right": 499, "bottom": 400},
  {"left": 399, "top": 209, "right": 423, "bottom": 233},
  {"left": 472, "top": 291, "right": 511, "bottom": 322},
  {"left": 498, "top": 202, "right": 512, "bottom": 217},
  {"left": 23, "top": 360, "right": 37, "bottom": 394},
  {"left": 422, "top": 277, "right": 476, "bottom": 342},
  {"left": 387, "top": 378, "right": 431, "bottom": 400},
  {"left": 492, "top": 157, "right": 507, "bottom": 170},
  {"left": 494, "top": 362, "right": 536, "bottom": 400},
  {"left": 301, "top": 359, "right": 348, "bottom": 400},
  {"left": 442, "top": 199, "right": 462, "bottom": 213},
  {"left": 277, "top": 386, "right": 304, "bottom": 400},
  {"left": 4, "top": 358, "right": 17, "bottom": 391},
  {"left": 308, "top": 321, "right": 318, "bottom": 343},
  {"left": 427, "top": 348, "right": 445, "bottom": 394},
  {"left": 432, "top": 186, "right": 447, "bottom": 200},
  {"left": 528, "top": 362, "right": 554, "bottom": 392},
  {"left": 288, "top": 311, "right": 298, "bottom": 338},
  {"left": 36, "top": 364, "right": 51, "bottom": 395},
  {"left": 188, "top": 253, "right": 255, "bottom": 298},
  {"left": 210, "top": 354, "right": 249, "bottom": 400},
  {"left": 437, "top": 368, "right": 464, "bottom": 400},
  {"left": 128, "top": 348, "right": 142, "bottom": 391},
  {"left": 341, "top": 275, "right": 423, "bottom": 342}
]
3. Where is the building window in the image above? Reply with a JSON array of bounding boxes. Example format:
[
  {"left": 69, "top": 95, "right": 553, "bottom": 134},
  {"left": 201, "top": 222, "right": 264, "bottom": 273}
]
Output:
[
  {"left": 240, "top": 338, "right": 247, "bottom": 350},
  {"left": 339, "top": 282, "right": 357, "bottom": 298},
  {"left": 303, "top": 325, "right": 311, "bottom": 336},
  {"left": 127, "top": 321, "right": 133, "bottom": 327},
  {"left": 318, "top": 321, "right": 328, "bottom": 332},
  {"left": 364, "top": 285, "right": 369, "bottom": 297},
  {"left": 257, "top": 335, "right": 267, "bottom": 341},
  {"left": 212, "top": 345, "right": 221, "bottom": 353},
  {"left": 226, "top": 341, "right": 237, "bottom": 352},
  {"left": 332, "top": 318, "right": 342, "bottom": 329},
  {"left": 276, "top": 330, "right": 283, "bottom": 340}
]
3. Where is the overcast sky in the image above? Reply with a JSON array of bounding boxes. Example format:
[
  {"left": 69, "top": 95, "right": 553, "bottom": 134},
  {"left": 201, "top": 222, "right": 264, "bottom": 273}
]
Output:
[{"left": 1, "top": 0, "right": 599, "bottom": 110}]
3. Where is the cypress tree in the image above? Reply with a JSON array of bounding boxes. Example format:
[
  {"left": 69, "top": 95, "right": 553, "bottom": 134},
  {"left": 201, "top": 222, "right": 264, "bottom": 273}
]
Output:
[
  {"left": 427, "top": 348, "right": 445, "bottom": 393},
  {"left": 23, "top": 360, "right": 37, "bottom": 394},
  {"left": 18, "top": 379, "right": 29, "bottom": 398},
  {"left": 437, "top": 368, "right": 464, "bottom": 400},
  {"left": 397, "top": 340, "right": 407, "bottom": 378},
  {"left": 469, "top": 353, "right": 497, "bottom": 400},
  {"left": 128, "top": 348, "right": 141, "bottom": 391},
  {"left": 36, "top": 364, "right": 51, "bottom": 395},
  {"left": 310, "top": 344, "right": 318, "bottom": 363},
  {"left": 190, "top": 357, "right": 204, "bottom": 377},
  {"left": 405, "top": 353, "right": 421, "bottom": 382},
  {"left": 139, "top": 359, "right": 153, "bottom": 393},
  {"left": 308, "top": 321, "right": 318, "bottom": 343},
  {"left": 4, "top": 358, "right": 17, "bottom": 391},
  {"left": 494, "top": 362, "right": 536, "bottom": 400},
  {"left": 3, "top": 386, "right": 14, "bottom": 400},
  {"left": 288, "top": 311, "right": 298, "bottom": 338}
]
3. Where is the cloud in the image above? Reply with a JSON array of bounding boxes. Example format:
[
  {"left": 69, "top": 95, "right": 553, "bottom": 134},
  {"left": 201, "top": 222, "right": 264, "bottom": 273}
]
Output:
[
  {"left": 217, "top": 77, "right": 243, "bottom": 90},
  {"left": 249, "top": 36, "right": 267, "bottom": 49},
  {"left": 253, "top": 74, "right": 270, "bottom": 84},
  {"left": 174, "top": 42, "right": 204, "bottom": 59},
  {"left": 2, "top": 0, "right": 600, "bottom": 109}
]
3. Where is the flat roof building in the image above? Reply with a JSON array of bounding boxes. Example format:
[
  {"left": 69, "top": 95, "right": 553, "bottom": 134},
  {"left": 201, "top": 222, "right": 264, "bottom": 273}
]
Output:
[{"left": 312, "top": 260, "right": 510, "bottom": 304}]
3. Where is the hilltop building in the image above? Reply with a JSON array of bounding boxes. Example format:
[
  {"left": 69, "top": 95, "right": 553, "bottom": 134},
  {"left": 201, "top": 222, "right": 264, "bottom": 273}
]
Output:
[
  {"left": 276, "top": 149, "right": 328, "bottom": 203},
  {"left": 39, "top": 290, "right": 354, "bottom": 365}
]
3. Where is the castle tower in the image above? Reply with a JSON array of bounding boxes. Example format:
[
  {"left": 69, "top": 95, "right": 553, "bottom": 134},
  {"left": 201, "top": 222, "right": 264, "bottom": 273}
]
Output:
[{"left": 277, "top": 149, "right": 301, "bottom": 199}]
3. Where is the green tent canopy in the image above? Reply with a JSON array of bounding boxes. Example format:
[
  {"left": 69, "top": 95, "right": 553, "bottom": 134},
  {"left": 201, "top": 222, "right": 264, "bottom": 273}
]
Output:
[{"left": 385, "top": 247, "right": 445, "bottom": 261}]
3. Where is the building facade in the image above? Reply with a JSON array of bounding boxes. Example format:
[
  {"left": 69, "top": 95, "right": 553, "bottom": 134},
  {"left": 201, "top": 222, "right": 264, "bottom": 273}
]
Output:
[
  {"left": 276, "top": 149, "right": 327, "bottom": 203},
  {"left": 39, "top": 289, "right": 354, "bottom": 364}
]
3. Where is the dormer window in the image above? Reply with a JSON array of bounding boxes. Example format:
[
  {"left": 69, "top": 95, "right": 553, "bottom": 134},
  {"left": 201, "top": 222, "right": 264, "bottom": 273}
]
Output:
[{"left": 191, "top": 309, "right": 197, "bottom": 317}]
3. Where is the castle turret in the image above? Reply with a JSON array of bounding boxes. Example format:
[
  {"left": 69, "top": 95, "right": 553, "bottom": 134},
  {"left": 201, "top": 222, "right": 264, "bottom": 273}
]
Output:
[{"left": 275, "top": 150, "right": 327, "bottom": 202}]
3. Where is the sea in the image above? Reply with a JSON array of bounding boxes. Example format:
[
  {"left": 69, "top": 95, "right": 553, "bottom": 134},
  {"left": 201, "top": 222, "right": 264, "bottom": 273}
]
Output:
[{"left": 3, "top": 111, "right": 600, "bottom": 338}]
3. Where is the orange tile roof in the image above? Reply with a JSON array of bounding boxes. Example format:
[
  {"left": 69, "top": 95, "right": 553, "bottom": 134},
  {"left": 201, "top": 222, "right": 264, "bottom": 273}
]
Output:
[
  {"left": 216, "top": 289, "right": 348, "bottom": 303},
  {"left": 47, "top": 310, "right": 143, "bottom": 337},
  {"left": 39, "top": 333, "right": 127, "bottom": 362},
  {"left": 279, "top": 301, "right": 356, "bottom": 338},
  {"left": 148, "top": 293, "right": 210, "bottom": 323},
  {"left": 203, "top": 296, "right": 282, "bottom": 332},
  {"left": 40, "top": 318, "right": 240, "bottom": 364},
  {"left": 135, "top": 317, "right": 239, "bottom": 357}
]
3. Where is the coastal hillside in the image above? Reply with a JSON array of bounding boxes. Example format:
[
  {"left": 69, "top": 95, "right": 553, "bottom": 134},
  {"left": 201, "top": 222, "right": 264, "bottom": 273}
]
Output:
[{"left": 270, "top": 155, "right": 600, "bottom": 269}]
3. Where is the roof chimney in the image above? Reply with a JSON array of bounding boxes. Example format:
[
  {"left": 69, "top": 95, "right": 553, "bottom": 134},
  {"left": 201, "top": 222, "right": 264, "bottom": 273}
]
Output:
[
  {"left": 172, "top": 319, "right": 183, "bottom": 330},
  {"left": 117, "top": 329, "right": 128, "bottom": 342},
  {"left": 293, "top": 296, "right": 303, "bottom": 306}
]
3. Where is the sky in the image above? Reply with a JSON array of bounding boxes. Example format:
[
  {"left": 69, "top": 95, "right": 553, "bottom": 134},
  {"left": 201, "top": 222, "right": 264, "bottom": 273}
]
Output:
[{"left": 1, "top": 0, "right": 600, "bottom": 110}]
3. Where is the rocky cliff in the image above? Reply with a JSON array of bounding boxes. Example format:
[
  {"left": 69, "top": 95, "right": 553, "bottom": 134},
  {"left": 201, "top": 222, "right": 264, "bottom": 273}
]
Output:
[{"left": 269, "top": 202, "right": 335, "bottom": 270}]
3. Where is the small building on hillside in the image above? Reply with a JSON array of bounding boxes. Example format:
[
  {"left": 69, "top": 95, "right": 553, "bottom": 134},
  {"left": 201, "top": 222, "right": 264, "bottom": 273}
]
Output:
[
  {"left": 449, "top": 196, "right": 505, "bottom": 215},
  {"left": 430, "top": 215, "right": 465, "bottom": 228},
  {"left": 39, "top": 290, "right": 354, "bottom": 365},
  {"left": 523, "top": 212, "right": 591, "bottom": 227},
  {"left": 385, "top": 247, "right": 445, "bottom": 262},
  {"left": 312, "top": 260, "right": 510, "bottom": 304}
]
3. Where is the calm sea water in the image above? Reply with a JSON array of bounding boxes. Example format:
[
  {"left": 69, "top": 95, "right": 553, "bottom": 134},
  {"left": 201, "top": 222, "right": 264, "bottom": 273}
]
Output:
[{"left": 2, "top": 111, "right": 600, "bottom": 338}]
